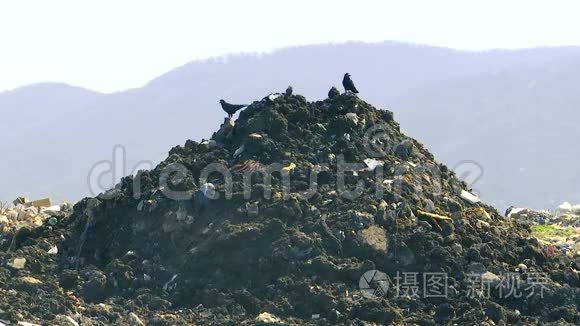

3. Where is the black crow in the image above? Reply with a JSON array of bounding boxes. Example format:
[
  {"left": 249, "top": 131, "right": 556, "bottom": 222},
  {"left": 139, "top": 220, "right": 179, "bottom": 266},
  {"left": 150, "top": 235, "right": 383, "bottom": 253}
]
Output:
[
  {"left": 285, "top": 86, "right": 293, "bottom": 96},
  {"left": 220, "top": 99, "right": 247, "bottom": 118},
  {"left": 342, "top": 73, "right": 359, "bottom": 94}
]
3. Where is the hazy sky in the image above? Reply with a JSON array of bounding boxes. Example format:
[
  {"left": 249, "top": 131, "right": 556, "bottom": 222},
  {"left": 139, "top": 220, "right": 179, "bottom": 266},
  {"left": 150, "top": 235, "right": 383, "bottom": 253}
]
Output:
[{"left": 1, "top": 0, "right": 579, "bottom": 93}]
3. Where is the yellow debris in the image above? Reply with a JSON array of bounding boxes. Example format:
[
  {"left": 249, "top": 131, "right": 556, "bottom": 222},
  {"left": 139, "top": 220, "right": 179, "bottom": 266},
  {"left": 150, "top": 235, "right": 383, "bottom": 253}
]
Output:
[
  {"left": 416, "top": 209, "right": 452, "bottom": 221},
  {"left": 19, "top": 276, "right": 42, "bottom": 284},
  {"left": 28, "top": 198, "right": 51, "bottom": 208},
  {"left": 478, "top": 207, "right": 492, "bottom": 220},
  {"left": 8, "top": 257, "right": 26, "bottom": 270},
  {"left": 281, "top": 163, "right": 296, "bottom": 173}
]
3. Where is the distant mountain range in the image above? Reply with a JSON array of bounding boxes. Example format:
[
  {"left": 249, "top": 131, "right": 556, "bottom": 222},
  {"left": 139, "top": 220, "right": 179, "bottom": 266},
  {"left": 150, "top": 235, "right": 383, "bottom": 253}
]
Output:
[{"left": 1, "top": 41, "right": 579, "bottom": 210}]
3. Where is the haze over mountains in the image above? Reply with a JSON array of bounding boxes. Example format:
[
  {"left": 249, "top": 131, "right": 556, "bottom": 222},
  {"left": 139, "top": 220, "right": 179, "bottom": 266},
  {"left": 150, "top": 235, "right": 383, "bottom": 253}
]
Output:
[{"left": 1, "top": 41, "right": 579, "bottom": 210}]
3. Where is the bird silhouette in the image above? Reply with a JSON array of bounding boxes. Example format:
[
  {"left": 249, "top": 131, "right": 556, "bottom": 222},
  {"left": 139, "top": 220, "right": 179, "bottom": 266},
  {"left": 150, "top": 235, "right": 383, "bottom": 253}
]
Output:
[
  {"left": 342, "top": 73, "right": 359, "bottom": 94},
  {"left": 220, "top": 99, "right": 247, "bottom": 118}
]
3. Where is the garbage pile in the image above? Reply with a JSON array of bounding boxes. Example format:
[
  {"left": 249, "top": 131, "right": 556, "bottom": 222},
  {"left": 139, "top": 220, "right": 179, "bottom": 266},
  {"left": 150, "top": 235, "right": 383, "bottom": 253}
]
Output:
[
  {"left": 1, "top": 91, "right": 579, "bottom": 324},
  {"left": 554, "top": 202, "right": 580, "bottom": 227},
  {"left": 507, "top": 202, "right": 580, "bottom": 228},
  {"left": 507, "top": 203, "right": 580, "bottom": 258},
  {"left": 505, "top": 207, "right": 554, "bottom": 225},
  {"left": 0, "top": 197, "right": 71, "bottom": 249}
]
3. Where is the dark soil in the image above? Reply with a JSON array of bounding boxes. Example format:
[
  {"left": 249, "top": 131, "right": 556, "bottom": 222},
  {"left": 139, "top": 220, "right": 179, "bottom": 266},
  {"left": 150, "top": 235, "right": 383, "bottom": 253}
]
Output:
[{"left": 1, "top": 92, "right": 578, "bottom": 325}]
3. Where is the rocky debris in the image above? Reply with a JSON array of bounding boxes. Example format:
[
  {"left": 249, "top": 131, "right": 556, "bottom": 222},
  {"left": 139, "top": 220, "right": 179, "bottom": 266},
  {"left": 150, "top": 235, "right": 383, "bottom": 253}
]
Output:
[
  {"left": 255, "top": 312, "right": 284, "bottom": 324},
  {"left": 1, "top": 91, "right": 579, "bottom": 324},
  {"left": 508, "top": 201, "right": 580, "bottom": 227},
  {"left": 53, "top": 315, "right": 79, "bottom": 326},
  {"left": 1, "top": 197, "right": 72, "bottom": 252},
  {"left": 356, "top": 225, "right": 388, "bottom": 253},
  {"left": 126, "top": 312, "right": 145, "bottom": 326},
  {"left": 328, "top": 87, "right": 340, "bottom": 99},
  {"left": 554, "top": 202, "right": 580, "bottom": 227},
  {"left": 212, "top": 118, "right": 235, "bottom": 143},
  {"left": 507, "top": 203, "right": 580, "bottom": 257},
  {"left": 18, "top": 276, "right": 42, "bottom": 285},
  {"left": 7, "top": 257, "right": 26, "bottom": 270},
  {"left": 507, "top": 206, "right": 553, "bottom": 225}
]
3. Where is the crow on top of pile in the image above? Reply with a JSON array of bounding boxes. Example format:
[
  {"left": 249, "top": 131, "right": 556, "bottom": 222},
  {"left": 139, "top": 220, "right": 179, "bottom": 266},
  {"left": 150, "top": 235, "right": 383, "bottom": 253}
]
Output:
[
  {"left": 219, "top": 100, "right": 248, "bottom": 118},
  {"left": 219, "top": 73, "right": 359, "bottom": 117},
  {"left": 342, "top": 73, "right": 359, "bottom": 94}
]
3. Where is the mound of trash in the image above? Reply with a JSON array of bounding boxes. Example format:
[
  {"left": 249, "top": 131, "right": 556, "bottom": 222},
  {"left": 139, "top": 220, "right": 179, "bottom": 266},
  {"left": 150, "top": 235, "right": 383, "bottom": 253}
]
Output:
[
  {"left": 507, "top": 203, "right": 580, "bottom": 258},
  {"left": 554, "top": 202, "right": 580, "bottom": 227},
  {"left": 2, "top": 91, "right": 579, "bottom": 324},
  {"left": 507, "top": 202, "right": 580, "bottom": 228},
  {"left": 0, "top": 197, "right": 71, "bottom": 250}
]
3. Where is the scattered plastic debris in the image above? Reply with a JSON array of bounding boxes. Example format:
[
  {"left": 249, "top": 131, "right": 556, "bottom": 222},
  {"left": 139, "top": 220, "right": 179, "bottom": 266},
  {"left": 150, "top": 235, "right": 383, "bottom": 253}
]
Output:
[
  {"left": 363, "top": 158, "right": 384, "bottom": 170},
  {"left": 281, "top": 162, "right": 296, "bottom": 173},
  {"left": 255, "top": 312, "right": 283, "bottom": 324},
  {"left": 8, "top": 257, "right": 26, "bottom": 270},
  {"left": 416, "top": 209, "right": 452, "bottom": 221},
  {"left": 48, "top": 245, "right": 58, "bottom": 255},
  {"left": 460, "top": 190, "right": 480, "bottom": 204}
]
